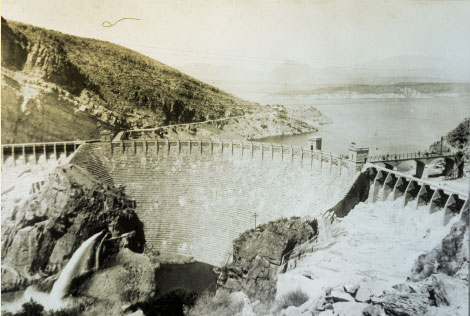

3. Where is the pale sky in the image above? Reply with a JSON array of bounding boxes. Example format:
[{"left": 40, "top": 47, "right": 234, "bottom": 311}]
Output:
[{"left": 2, "top": 0, "right": 470, "bottom": 83}]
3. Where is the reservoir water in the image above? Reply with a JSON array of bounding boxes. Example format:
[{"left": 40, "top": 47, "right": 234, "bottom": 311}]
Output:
[{"left": 258, "top": 97, "right": 469, "bottom": 156}]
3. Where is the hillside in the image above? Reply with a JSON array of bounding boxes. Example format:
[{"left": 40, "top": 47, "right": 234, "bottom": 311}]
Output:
[{"left": 1, "top": 18, "right": 257, "bottom": 143}]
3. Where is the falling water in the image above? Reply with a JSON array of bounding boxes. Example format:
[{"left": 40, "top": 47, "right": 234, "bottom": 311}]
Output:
[
  {"left": 1, "top": 231, "right": 105, "bottom": 312},
  {"left": 50, "top": 231, "right": 104, "bottom": 299}
]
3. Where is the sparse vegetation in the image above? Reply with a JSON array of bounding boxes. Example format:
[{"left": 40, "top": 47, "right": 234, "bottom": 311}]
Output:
[
  {"left": 429, "top": 117, "right": 470, "bottom": 159},
  {"left": 188, "top": 291, "right": 244, "bottom": 316},
  {"left": 278, "top": 289, "right": 309, "bottom": 309},
  {"left": 138, "top": 288, "right": 198, "bottom": 316},
  {"left": 2, "top": 17, "right": 259, "bottom": 138},
  {"left": 1, "top": 299, "right": 83, "bottom": 316}
]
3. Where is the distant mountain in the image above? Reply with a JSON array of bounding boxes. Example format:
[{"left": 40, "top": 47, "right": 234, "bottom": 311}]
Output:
[
  {"left": 269, "top": 82, "right": 470, "bottom": 99},
  {"left": 270, "top": 60, "right": 314, "bottom": 84},
  {"left": 177, "top": 58, "right": 468, "bottom": 103},
  {"left": 1, "top": 18, "right": 256, "bottom": 143}
]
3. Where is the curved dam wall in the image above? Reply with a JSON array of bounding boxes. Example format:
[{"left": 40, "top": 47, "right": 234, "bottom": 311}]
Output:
[{"left": 70, "top": 140, "right": 358, "bottom": 266}]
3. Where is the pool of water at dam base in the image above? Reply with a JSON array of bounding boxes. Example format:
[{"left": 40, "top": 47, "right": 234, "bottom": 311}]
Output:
[
  {"left": 155, "top": 262, "right": 218, "bottom": 295},
  {"left": 257, "top": 97, "right": 470, "bottom": 156}
]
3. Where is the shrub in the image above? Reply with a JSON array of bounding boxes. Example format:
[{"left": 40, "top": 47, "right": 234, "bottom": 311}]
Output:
[
  {"left": 18, "top": 299, "right": 44, "bottom": 316},
  {"left": 309, "top": 218, "right": 319, "bottom": 236},
  {"left": 278, "top": 289, "right": 309, "bottom": 309},
  {"left": 139, "top": 288, "right": 198, "bottom": 316},
  {"left": 2, "top": 299, "right": 84, "bottom": 316},
  {"left": 188, "top": 291, "right": 243, "bottom": 316}
]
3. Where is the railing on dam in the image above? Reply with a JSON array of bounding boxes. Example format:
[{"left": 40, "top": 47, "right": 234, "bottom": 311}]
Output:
[
  {"left": 1, "top": 140, "right": 98, "bottom": 166},
  {"left": 1, "top": 137, "right": 363, "bottom": 182},
  {"left": 369, "top": 151, "right": 455, "bottom": 163},
  {"left": 105, "top": 138, "right": 355, "bottom": 176}
]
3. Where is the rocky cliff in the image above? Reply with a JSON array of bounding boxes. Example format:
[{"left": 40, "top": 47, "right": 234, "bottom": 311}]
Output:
[
  {"left": 218, "top": 217, "right": 318, "bottom": 302},
  {"left": 1, "top": 164, "right": 145, "bottom": 292},
  {"left": 1, "top": 18, "right": 258, "bottom": 143}
]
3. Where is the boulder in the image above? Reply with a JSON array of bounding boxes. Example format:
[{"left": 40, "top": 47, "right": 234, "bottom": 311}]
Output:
[
  {"left": 369, "top": 276, "right": 449, "bottom": 316},
  {"left": 362, "top": 304, "right": 385, "bottom": 316},
  {"left": 355, "top": 286, "right": 373, "bottom": 303},
  {"left": 329, "top": 290, "right": 354, "bottom": 303}
]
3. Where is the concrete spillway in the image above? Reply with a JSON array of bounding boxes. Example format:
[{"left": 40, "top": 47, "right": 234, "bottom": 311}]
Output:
[{"left": 69, "top": 140, "right": 358, "bottom": 266}]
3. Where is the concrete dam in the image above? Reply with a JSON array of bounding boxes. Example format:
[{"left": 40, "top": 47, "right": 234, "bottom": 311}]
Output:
[
  {"left": 2, "top": 139, "right": 467, "bottom": 267},
  {"left": 65, "top": 140, "right": 359, "bottom": 266}
]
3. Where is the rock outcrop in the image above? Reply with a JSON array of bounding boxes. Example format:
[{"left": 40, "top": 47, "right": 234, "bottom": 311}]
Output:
[
  {"left": 410, "top": 218, "right": 469, "bottom": 282},
  {"left": 1, "top": 17, "right": 28, "bottom": 70},
  {"left": 1, "top": 164, "right": 145, "bottom": 292},
  {"left": 218, "top": 217, "right": 318, "bottom": 302},
  {"left": 78, "top": 248, "right": 155, "bottom": 310},
  {"left": 364, "top": 215, "right": 469, "bottom": 316}
]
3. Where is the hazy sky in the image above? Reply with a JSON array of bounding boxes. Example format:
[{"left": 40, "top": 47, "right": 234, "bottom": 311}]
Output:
[{"left": 3, "top": 0, "right": 470, "bottom": 82}]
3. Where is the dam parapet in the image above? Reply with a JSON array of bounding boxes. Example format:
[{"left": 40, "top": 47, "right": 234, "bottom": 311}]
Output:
[{"left": 1, "top": 141, "right": 86, "bottom": 168}]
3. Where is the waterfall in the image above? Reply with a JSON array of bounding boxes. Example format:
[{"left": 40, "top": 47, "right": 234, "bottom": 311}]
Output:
[{"left": 50, "top": 231, "right": 104, "bottom": 299}]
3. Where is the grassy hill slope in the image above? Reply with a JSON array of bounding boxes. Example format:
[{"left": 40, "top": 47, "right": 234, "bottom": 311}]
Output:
[{"left": 1, "top": 18, "right": 257, "bottom": 143}]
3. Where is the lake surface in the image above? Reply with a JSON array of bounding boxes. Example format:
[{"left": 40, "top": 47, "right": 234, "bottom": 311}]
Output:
[{"left": 258, "top": 97, "right": 469, "bottom": 156}]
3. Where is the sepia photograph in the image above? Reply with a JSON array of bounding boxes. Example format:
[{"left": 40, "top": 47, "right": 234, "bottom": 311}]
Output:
[{"left": 1, "top": 0, "right": 469, "bottom": 315}]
